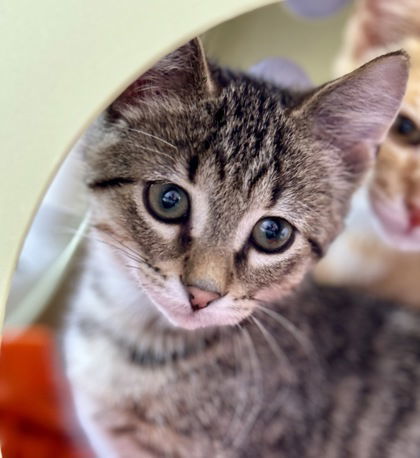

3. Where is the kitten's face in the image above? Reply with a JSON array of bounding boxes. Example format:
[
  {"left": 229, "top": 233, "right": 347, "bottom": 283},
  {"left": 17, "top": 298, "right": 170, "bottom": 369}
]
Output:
[
  {"left": 368, "top": 39, "right": 420, "bottom": 250},
  {"left": 84, "top": 40, "right": 407, "bottom": 329}
]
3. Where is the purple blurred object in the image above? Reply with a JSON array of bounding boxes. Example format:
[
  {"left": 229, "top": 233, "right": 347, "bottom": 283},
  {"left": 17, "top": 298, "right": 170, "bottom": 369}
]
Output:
[
  {"left": 249, "top": 57, "right": 312, "bottom": 90},
  {"left": 285, "top": 0, "right": 351, "bottom": 18}
]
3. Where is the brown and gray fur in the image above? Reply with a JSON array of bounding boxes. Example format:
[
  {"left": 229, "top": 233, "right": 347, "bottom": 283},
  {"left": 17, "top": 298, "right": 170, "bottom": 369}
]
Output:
[{"left": 64, "top": 39, "right": 416, "bottom": 457}]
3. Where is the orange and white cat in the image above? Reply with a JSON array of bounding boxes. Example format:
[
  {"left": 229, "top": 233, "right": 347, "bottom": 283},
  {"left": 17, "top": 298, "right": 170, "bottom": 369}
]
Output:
[{"left": 315, "top": 0, "right": 420, "bottom": 307}]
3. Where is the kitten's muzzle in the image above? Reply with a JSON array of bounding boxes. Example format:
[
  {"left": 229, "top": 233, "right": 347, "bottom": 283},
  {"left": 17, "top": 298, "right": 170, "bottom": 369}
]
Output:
[{"left": 187, "top": 286, "right": 221, "bottom": 311}]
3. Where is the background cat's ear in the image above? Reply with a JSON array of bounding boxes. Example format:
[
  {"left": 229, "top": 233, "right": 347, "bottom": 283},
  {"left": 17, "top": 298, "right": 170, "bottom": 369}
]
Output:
[
  {"left": 298, "top": 51, "right": 409, "bottom": 175},
  {"left": 109, "top": 38, "right": 217, "bottom": 117},
  {"left": 249, "top": 57, "right": 312, "bottom": 90},
  {"left": 336, "top": 0, "right": 420, "bottom": 74}
]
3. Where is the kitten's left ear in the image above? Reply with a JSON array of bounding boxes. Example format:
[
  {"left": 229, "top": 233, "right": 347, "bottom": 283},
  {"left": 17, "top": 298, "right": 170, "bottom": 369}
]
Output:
[
  {"left": 296, "top": 51, "right": 409, "bottom": 175},
  {"left": 109, "top": 38, "right": 217, "bottom": 116}
]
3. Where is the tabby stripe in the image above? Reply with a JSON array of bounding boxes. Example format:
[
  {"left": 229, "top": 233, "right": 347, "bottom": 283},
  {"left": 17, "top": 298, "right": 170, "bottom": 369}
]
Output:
[
  {"left": 109, "top": 425, "right": 137, "bottom": 435},
  {"left": 76, "top": 315, "right": 224, "bottom": 368},
  {"left": 88, "top": 177, "right": 136, "bottom": 189},
  {"left": 247, "top": 164, "right": 269, "bottom": 198},
  {"left": 308, "top": 238, "right": 323, "bottom": 259},
  {"left": 316, "top": 400, "right": 335, "bottom": 455},
  {"left": 337, "top": 307, "right": 385, "bottom": 458},
  {"left": 131, "top": 434, "right": 169, "bottom": 456},
  {"left": 273, "top": 128, "right": 283, "bottom": 148},
  {"left": 338, "top": 383, "right": 372, "bottom": 458},
  {"left": 214, "top": 102, "right": 227, "bottom": 128},
  {"left": 371, "top": 344, "right": 420, "bottom": 458},
  {"left": 214, "top": 147, "right": 226, "bottom": 180},
  {"left": 253, "top": 127, "right": 267, "bottom": 155},
  {"left": 179, "top": 223, "right": 192, "bottom": 252},
  {"left": 371, "top": 389, "right": 417, "bottom": 458},
  {"left": 249, "top": 97, "right": 268, "bottom": 158},
  {"left": 229, "top": 126, "right": 244, "bottom": 160},
  {"left": 269, "top": 183, "right": 282, "bottom": 207},
  {"left": 269, "top": 160, "right": 283, "bottom": 206},
  {"left": 234, "top": 245, "right": 251, "bottom": 275},
  {"left": 338, "top": 308, "right": 392, "bottom": 458},
  {"left": 188, "top": 155, "right": 200, "bottom": 182}
]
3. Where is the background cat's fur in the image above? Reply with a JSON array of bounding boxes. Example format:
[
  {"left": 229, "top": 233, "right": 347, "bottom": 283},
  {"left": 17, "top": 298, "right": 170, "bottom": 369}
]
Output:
[
  {"left": 64, "top": 39, "right": 412, "bottom": 456},
  {"left": 315, "top": 0, "right": 420, "bottom": 307}
]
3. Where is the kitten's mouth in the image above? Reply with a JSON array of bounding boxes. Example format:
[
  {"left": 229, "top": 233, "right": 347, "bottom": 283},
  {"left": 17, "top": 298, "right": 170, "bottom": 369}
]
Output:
[
  {"left": 157, "top": 300, "right": 250, "bottom": 331},
  {"left": 142, "top": 278, "right": 252, "bottom": 330},
  {"left": 369, "top": 190, "right": 420, "bottom": 251}
]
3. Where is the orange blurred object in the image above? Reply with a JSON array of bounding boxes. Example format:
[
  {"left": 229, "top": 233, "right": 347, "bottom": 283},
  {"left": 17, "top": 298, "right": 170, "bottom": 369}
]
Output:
[{"left": 0, "top": 326, "right": 93, "bottom": 458}]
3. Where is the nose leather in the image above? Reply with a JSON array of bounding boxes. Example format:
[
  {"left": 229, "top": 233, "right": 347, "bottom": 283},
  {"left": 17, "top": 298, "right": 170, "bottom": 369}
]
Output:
[
  {"left": 187, "top": 286, "right": 221, "bottom": 311},
  {"left": 409, "top": 205, "right": 420, "bottom": 227}
]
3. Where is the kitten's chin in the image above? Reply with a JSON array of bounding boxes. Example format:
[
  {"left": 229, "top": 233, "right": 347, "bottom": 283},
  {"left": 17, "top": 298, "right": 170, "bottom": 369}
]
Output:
[{"left": 369, "top": 193, "right": 420, "bottom": 251}]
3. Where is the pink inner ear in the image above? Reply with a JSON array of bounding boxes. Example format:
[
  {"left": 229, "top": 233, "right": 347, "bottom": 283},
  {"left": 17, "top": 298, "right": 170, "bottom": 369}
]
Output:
[
  {"left": 285, "top": 0, "right": 351, "bottom": 18},
  {"left": 249, "top": 57, "right": 312, "bottom": 90},
  {"left": 304, "top": 52, "right": 408, "bottom": 175}
]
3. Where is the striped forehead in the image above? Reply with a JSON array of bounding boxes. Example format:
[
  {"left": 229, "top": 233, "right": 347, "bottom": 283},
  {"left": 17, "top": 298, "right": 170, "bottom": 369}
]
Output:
[
  {"left": 190, "top": 87, "right": 287, "bottom": 193},
  {"left": 173, "top": 83, "right": 289, "bottom": 240},
  {"left": 186, "top": 157, "right": 285, "bottom": 243}
]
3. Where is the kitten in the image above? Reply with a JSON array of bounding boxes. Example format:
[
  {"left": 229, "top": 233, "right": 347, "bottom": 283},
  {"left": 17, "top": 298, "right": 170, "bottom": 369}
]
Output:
[
  {"left": 315, "top": 0, "right": 420, "bottom": 307},
  {"left": 64, "top": 39, "right": 412, "bottom": 457}
]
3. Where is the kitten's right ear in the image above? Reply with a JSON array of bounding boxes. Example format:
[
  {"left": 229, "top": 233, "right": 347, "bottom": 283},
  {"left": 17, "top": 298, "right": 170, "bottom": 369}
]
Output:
[
  {"left": 108, "top": 38, "right": 217, "bottom": 119},
  {"left": 296, "top": 51, "right": 409, "bottom": 176}
]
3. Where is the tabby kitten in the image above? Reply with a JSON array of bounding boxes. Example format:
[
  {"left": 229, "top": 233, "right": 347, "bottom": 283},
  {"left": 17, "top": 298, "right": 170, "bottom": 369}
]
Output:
[
  {"left": 65, "top": 39, "right": 413, "bottom": 457},
  {"left": 315, "top": 0, "right": 420, "bottom": 307}
]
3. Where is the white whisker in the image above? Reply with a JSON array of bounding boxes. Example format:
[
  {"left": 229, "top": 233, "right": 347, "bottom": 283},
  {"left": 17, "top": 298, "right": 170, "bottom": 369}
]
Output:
[
  {"left": 256, "top": 303, "right": 313, "bottom": 356},
  {"left": 127, "top": 128, "right": 177, "bottom": 150},
  {"left": 251, "top": 316, "right": 294, "bottom": 376},
  {"left": 224, "top": 327, "right": 251, "bottom": 445},
  {"left": 136, "top": 85, "right": 161, "bottom": 93},
  {"left": 234, "top": 327, "right": 263, "bottom": 448},
  {"left": 136, "top": 145, "right": 175, "bottom": 161},
  {"left": 103, "top": 231, "right": 149, "bottom": 264}
]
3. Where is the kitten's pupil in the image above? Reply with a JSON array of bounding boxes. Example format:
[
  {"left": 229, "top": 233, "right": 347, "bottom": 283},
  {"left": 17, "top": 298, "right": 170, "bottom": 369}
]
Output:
[
  {"left": 162, "top": 189, "right": 181, "bottom": 209},
  {"left": 392, "top": 114, "right": 420, "bottom": 145},
  {"left": 146, "top": 183, "right": 189, "bottom": 223},
  {"left": 265, "top": 221, "right": 281, "bottom": 239},
  {"left": 396, "top": 115, "right": 416, "bottom": 135},
  {"left": 252, "top": 217, "right": 294, "bottom": 253}
]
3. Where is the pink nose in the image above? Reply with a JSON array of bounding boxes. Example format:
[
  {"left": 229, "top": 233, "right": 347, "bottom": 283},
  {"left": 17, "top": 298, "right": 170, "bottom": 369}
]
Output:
[
  {"left": 409, "top": 205, "right": 420, "bottom": 227},
  {"left": 187, "top": 286, "right": 221, "bottom": 311}
]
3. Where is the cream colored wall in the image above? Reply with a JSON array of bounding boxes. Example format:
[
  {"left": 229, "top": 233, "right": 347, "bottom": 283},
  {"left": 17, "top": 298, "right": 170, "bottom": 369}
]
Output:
[{"left": 205, "top": 2, "right": 352, "bottom": 83}]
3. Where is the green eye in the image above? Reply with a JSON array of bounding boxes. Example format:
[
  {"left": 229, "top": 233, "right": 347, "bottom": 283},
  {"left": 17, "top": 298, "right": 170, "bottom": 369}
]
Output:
[
  {"left": 251, "top": 217, "right": 294, "bottom": 253},
  {"left": 145, "top": 182, "right": 189, "bottom": 223}
]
